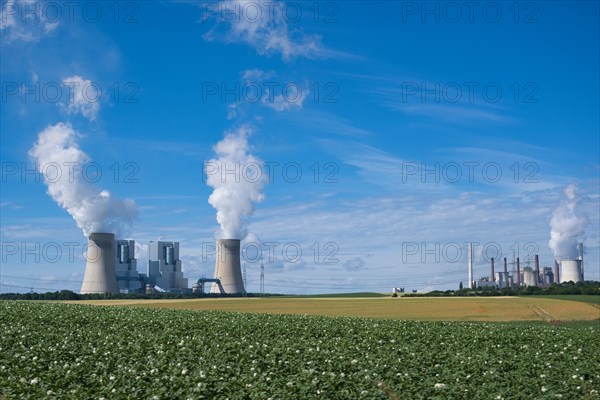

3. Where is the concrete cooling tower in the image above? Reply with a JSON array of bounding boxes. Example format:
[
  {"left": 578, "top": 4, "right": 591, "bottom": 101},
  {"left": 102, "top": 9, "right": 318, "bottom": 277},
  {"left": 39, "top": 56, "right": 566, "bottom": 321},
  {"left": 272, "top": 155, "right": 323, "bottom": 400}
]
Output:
[
  {"left": 560, "top": 259, "right": 583, "bottom": 283},
  {"left": 80, "top": 233, "right": 119, "bottom": 294},
  {"left": 211, "top": 239, "right": 245, "bottom": 294}
]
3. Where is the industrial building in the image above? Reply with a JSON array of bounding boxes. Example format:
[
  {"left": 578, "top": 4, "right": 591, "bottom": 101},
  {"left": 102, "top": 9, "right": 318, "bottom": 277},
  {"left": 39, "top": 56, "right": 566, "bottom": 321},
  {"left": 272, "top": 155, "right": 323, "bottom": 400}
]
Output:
[
  {"left": 114, "top": 239, "right": 143, "bottom": 293},
  {"left": 467, "top": 242, "right": 585, "bottom": 289},
  {"left": 148, "top": 241, "right": 188, "bottom": 291},
  {"left": 80, "top": 235, "right": 190, "bottom": 294}
]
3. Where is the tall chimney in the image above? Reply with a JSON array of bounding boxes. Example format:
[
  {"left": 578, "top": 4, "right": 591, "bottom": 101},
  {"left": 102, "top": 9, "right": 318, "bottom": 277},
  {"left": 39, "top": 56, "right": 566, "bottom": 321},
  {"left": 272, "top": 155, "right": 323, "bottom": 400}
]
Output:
[
  {"left": 503, "top": 257, "right": 507, "bottom": 273},
  {"left": 211, "top": 239, "right": 245, "bottom": 294},
  {"left": 534, "top": 255, "right": 540, "bottom": 284},
  {"left": 516, "top": 257, "right": 521, "bottom": 287},
  {"left": 578, "top": 242, "right": 584, "bottom": 280},
  {"left": 491, "top": 257, "right": 495, "bottom": 282},
  {"left": 81, "top": 233, "right": 119, "bottom": 294},
  {"left": 468, "top": 243, "right": 473, "bottom": 289},
  {"left": 554, "top": 259, "right": 560, "bottom": 284}
]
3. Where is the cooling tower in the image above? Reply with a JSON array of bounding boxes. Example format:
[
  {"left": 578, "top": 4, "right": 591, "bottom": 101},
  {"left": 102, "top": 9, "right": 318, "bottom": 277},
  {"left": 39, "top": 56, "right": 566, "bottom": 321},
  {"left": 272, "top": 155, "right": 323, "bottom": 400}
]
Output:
[
  {"left": 80, "top": 233, "right": 119, "bottom": 294},
  {"left": 211, "top": 239, "right": 245, "bottom": 294},
  {"left": 560, "top": 259, "right": 583, "bottom": 283},
  {"left": 523, "top": 270, "right": 538, "bottom": 287}
]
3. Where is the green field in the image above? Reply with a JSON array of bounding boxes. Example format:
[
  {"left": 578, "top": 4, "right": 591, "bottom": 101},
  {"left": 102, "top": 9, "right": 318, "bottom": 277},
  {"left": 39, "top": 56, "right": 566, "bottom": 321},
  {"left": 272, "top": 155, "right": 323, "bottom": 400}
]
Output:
[
  {"left": 1, "top": 301, "right": 599, "bottom": 399},
  {"left": 74, "top": 296, "right": 600, "bottom": 322}
]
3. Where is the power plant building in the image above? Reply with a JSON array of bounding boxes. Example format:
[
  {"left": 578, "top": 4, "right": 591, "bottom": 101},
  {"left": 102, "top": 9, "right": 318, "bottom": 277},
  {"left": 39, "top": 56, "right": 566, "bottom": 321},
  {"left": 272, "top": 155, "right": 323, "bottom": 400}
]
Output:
[
  {"left": 148, "top": 241, "right": 188, "bottom": 290},
  {"left": 522, "top": 267, "right": 538, "bottom": 287},
  {"left": 540, "top": 267, "right": 554, "bottom": 284},
  {"left": 495, "top": 271, "right": 511, "bottom": 288},
  {"left": 115, "top": 239, "right": 143, "bottom": 293}
]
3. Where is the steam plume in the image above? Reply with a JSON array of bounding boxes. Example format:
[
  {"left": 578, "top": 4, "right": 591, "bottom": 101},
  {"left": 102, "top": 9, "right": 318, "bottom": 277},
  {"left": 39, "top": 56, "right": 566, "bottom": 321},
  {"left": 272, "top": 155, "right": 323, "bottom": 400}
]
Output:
[
  {"left": 206, "top": 125, "right": 266, "bottom": 239},
  {"left": 548, "top": 183, "right": 588, "bottom": 259},
  {"left": 29, "top": 122, "right": 138, "bottom": 237}
]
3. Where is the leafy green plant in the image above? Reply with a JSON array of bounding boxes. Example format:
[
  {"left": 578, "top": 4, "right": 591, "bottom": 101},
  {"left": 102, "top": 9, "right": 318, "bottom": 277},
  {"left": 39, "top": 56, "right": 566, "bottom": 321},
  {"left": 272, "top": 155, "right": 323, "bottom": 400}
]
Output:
[{"left": 1, "top": 302, "right": 598, "bottom": 399}]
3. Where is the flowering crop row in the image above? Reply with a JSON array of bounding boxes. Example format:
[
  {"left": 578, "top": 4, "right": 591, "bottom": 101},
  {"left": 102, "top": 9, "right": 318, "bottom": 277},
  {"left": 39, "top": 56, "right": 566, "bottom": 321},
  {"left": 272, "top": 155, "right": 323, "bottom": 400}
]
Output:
[{"left": 0, "top": 301, "right": 598, "bottom": 399}]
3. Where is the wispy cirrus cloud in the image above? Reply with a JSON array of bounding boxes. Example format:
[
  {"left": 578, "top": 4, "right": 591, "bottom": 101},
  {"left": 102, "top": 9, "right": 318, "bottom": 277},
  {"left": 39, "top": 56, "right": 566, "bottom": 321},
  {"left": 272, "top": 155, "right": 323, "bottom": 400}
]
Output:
[
  {"left": 201, "top": 0, "right": 325, "bottom": 61},
  {"left": 227, "top": 69, "right": 309, "bottom": 119},
  {"left": 0, "top": 0, "right": 59, "bottom": 43},
  {"left": 60, "top": 76, "right": 101, "bottom": 121}
]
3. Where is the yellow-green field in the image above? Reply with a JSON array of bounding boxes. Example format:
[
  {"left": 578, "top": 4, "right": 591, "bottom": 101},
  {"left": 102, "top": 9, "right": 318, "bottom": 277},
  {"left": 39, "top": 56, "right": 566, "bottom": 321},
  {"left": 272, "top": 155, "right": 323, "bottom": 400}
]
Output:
[{"left": 73, "top": 296, "right": 600, "bottom": 322}]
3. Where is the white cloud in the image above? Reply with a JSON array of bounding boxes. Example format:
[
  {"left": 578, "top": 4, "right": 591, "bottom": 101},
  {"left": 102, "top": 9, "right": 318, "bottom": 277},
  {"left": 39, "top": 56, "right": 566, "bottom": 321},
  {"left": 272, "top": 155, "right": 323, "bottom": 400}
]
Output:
[
  {"left": 262, "top": 88, "right": 307, "bottom": 112},
  {"left": 61, "top": 76, "right": 101, "bottom": 121},
  {"left": 202, "top": 0, "right": 324, "bottom": 60},
  {"left": 343, "top": 257, "right": 365, "bottom": 271},
  {"left": 0, "top": 0, "right": 59, "bottom": 43},
  {"left": 242, "top": 69, "right": 274, "bottom": 81},
  {"left": 227, "top": 69, "right": 308, "bottom": 118},
  {"left": 29, "top": 122, "right": 138, "bottom": 237}
]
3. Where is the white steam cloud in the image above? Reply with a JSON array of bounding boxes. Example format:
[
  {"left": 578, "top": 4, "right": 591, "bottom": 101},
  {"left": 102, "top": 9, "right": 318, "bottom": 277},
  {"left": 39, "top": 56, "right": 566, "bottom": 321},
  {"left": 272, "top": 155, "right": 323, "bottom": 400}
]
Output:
[
  {"left": 61, "top": 76, "right": 100, "bottom": 121},
  {"left": 206, "top": 125, "right": 267, "bottom": 239},
  {"left": 29, "top": 122, "right": 138, "bottom": 237},
  {"left": 548, "top": 183, "right": 589, "bottom": 260}
]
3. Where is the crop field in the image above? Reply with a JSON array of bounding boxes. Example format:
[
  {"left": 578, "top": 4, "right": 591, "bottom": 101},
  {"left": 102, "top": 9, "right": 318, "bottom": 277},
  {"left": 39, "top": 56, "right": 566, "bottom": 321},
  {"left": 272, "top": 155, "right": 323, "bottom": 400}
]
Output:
[
  {"left": 1, "top": 301, "right": 599, "bottom": 399},
  {"left": 75, "top": 296, "right": 600, "bottom": 322}
]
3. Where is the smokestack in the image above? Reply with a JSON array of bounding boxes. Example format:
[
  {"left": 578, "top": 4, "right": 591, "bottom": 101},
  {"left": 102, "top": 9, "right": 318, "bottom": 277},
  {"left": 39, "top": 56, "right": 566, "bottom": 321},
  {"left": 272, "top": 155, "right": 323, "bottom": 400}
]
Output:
[
  {"left": 81, "top": 233, "right": 119, "bottom": 294},
  {"left": 579, "top": 242, "right": 584, "bottom": 280},
  {"left": 491, "top": 257, "right": 495, "bottom": 282},
  {"left": 535, "top": 255, "right": 540, "bottom": 284},
  {"left": 503, "top": 257, "right": 507, "bottom": 273},
  {"left": 468, "top": 243, "right": 473, "bottom": 289},
  {"left": 212, "top": 239, "right": 245, "bottom": 294},
  {"left": 516, "top": 257, "right": 521, "bottom": 287},
  {"left": 554, "top": 259, "right": 560, "bottom": 284}
]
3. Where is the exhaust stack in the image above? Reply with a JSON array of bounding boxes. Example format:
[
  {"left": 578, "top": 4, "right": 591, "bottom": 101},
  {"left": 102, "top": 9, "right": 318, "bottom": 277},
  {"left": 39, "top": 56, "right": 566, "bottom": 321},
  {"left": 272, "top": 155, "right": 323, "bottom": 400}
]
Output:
[
  {"left": 554, "top": 259, "right": 560, "bottom": 284},
  {"left": 211, "top": 239, "right": 245, "bottom": 294},
  {"left": 516, "top": 257, "right": 521, "bottom": 287},
  {"left": 578, "top": 242, "right": 584, "bottom": 280},
  {"left": 468, "top": 243, "right": 473, "bottom": 289},
  {"left": 491, "top": 257, "right": 495, "bottom": 282},
  {"left": 81, "top": 233, "right": 119, "bottom": 294},
  {"left": 535, "top": 255, "right": 540, "bottom": 284}
]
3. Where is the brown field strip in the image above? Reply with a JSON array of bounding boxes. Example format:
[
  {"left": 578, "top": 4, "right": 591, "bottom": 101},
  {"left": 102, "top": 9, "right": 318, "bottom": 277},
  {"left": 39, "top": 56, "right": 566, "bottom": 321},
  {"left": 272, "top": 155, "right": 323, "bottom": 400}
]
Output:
[{"left": 71, "top": 297, "right": 600, "bottom": 322}]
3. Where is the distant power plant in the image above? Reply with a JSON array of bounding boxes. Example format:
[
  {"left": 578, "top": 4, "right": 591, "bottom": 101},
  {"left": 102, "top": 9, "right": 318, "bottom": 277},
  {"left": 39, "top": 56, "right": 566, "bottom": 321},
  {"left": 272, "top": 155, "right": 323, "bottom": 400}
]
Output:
[
  {"left": 470, "top": 242, "right": 585, "bottom": 289},
  {"left": 79, "top": 232, "right": 251, "bottom": 295},
  {"left": 80, "top": 233, "right": 189, "bottom": 294},
  {"left": 80, "top": 234, "right": 589, "bottom": 295}
]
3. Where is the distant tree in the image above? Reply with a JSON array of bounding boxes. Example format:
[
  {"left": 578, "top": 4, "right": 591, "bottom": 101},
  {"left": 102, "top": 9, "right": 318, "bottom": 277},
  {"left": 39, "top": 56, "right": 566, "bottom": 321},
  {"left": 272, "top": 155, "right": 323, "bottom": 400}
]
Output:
[{"left": 58, "top": 290, "right": 80, "bottom": 300}]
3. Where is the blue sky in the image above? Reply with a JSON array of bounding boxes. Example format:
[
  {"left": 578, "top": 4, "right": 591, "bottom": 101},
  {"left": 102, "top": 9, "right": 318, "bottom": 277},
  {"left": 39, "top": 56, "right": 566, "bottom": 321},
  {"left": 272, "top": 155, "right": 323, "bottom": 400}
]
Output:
[{"left": 1, "top": 0, "right": 598, "bottom": 294}]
